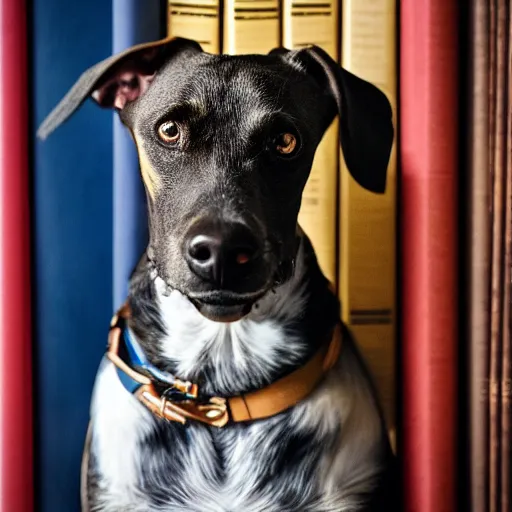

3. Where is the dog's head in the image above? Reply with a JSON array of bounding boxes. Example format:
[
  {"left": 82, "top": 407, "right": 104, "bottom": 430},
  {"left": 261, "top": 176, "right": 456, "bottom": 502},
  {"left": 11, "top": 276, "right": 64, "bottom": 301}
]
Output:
[{"left": 38, "top": 37, "right": 393, "bottom": 322}]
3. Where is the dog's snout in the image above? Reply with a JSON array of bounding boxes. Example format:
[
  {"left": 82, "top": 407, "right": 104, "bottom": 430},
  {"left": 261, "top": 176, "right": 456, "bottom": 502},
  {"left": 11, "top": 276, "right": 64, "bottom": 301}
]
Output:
[{"left": 184, "top": 219, "right": 262, "bottom": 287}]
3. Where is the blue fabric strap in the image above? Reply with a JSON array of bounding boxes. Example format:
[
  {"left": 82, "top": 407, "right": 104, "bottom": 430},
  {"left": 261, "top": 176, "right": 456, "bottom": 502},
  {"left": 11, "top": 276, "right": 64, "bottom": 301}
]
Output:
[
  {"left": 115, "top": 364, "right": 142, "bottom": 394},
  {"left": 112, "top": 324, "right": 197, "bottom": 400},
  {"left": 123, "top": 328, "right": 177, "bottom": 387}
]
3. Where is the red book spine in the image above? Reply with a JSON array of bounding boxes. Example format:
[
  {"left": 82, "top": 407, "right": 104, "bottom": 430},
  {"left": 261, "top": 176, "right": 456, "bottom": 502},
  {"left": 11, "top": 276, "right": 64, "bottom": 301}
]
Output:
[
  {"left": 400, "top": 1, "right": 458, "bottom": 511},
  {"left": 0, "top": 1, "right": 33, "bottom": 511}
]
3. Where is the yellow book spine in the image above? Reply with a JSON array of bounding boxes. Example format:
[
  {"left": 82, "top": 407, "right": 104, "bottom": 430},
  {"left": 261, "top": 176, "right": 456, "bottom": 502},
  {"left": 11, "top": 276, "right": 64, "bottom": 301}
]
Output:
[
  {"left": 168, "top": 0, "right": 221, "bottom": 54},
  {"left": 223, "top": 0, "right": 280, "bottom": 54},
  {"left": 339, "top": 0, "right": 397, "bottom": 442},
  {"left": 282, "top": 0, "right": 339, "bottom": 286}
]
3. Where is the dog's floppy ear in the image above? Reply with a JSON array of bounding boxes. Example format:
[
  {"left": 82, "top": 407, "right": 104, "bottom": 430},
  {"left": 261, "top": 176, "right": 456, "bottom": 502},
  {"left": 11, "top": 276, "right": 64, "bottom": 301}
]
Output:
[
  {"left": 271, "top": 45, "right": 394, "bottom": 194},
  {"left": 37, "top": 37, "right": 202, "bottom": 140}
]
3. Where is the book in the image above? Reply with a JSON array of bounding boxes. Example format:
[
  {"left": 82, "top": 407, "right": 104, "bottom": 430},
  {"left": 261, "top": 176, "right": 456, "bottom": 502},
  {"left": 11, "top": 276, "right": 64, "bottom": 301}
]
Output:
[
  {"left": 467, "top": 0, "right": 491, "bottom": 510},
  {"left": 168, "top": 0, "right": 221, "bottom": 54},
  {"left": 282, "top": 0, "right": 339, "bottom": 286},
  {"left": 500, "top": 10, "right": 512, "bottom": 501},
  {"left": 223, "top": 0, "right": 280, "bottom": 54},
  {"left": 338, "top": 0, "right": 397, "bottom": 443},
  {"left": 401, "top": 0, "right": 459, "bottom": 511},
  {"left": 488, "top": 0, "right": 512, "bottom": 512},
  {"left": 501, "top": 6, "right": 512, "bottom": 499},
  {"left": 112, "top": 0, "right": 162, "bottom": 310},
  {"left": 0, "top": 0, "right": 32, "bottom": 510},
  {"left": 488, "top": 1, "right": 509, "bottom": 509},
  {"left": 33, "top": 2, "right": 115, "bottom": 511},
  {"left": 501, "top": 13, "right": 512, "bottom": 502}
]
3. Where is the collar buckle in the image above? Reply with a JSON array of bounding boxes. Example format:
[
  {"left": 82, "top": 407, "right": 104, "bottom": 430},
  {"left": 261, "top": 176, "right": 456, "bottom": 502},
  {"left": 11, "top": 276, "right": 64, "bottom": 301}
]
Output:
[
  {"left": 171, "top": 379, "right": 198, "bottom": 399},
  {"left": 138, "top": 386, "right": 229, "bottom": 427}
]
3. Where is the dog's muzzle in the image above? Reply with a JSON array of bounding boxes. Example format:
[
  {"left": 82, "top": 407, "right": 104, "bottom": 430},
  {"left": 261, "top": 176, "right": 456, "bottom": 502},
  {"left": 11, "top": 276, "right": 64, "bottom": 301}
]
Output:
[
  {"left": 179, "top": 217, "right": 273, "bottom": 321},
  {"left": 183, "top": 218, "right": 263, "bottom": 288}
]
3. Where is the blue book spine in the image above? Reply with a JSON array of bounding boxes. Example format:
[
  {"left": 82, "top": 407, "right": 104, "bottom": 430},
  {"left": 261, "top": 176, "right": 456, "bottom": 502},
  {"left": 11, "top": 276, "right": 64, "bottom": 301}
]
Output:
[
  {"left": 112, "top": 0, "right": 163, "bottom": 309},
  {"left": 32, "top": 2, "right": 113, "bottom": 511}
]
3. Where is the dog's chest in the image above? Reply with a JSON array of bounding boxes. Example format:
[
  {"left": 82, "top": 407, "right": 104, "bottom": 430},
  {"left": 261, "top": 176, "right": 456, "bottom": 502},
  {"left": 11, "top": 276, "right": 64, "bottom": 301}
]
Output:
[
  {"left": 91, "top": 363, "right": 323, "bottom": 511},
  {"left": 89, "top": 354, "right": 384, "bottom": 512},
  {"left": 136, "top": 419, "right": 323, "bottom": 511}
]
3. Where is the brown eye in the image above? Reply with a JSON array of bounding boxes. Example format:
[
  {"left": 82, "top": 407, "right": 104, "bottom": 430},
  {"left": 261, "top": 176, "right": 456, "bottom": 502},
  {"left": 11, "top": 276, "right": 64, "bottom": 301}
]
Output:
[
  {"left": 158, "top": 121, "right": 180, "bottom": 144},
  {"left": 275, "top": 133, "right": 297, "bottom": 155}
]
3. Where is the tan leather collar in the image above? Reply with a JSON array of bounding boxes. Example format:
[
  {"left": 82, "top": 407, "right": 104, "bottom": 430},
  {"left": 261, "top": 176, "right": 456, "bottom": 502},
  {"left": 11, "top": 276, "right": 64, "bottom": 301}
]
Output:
[{"left": 107, "top": 302, "right": 342, "bottom": 427}]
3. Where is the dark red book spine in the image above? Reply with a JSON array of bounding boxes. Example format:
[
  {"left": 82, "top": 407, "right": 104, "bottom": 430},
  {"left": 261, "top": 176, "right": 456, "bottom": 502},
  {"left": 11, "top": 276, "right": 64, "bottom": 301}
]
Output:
[
  {"left": 400, "top": 1, "right": 459, "bottom": 511},
  {"left": 502, "top": 11, "right": 512, "bottom": 499},
  {"left": 0, "top": 1, "right": 33, "bottom": 511},
  {"left": 467, "top": 1, "right": 491, "bottom": 510},
  {"left": 488, "top": 3, "right": 508, "bottom": 510}
]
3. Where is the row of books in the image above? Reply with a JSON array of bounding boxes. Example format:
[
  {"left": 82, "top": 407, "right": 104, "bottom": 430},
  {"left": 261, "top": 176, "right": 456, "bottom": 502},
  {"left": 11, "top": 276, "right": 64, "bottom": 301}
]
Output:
[
  {"left": 166, "top": 0, "right": 398, "bottom": 442},
  {"left": 400, "top": 1, "right": 512, "bottom": 511},
  {"left": 27, "top": 0, "right": 512, "bottom": 511},
  {"left": 26, "top": 1, "right": 486, "bottom": 511},
  {"left": 465, "top": 1, "right": 512, "bottom": 510}
]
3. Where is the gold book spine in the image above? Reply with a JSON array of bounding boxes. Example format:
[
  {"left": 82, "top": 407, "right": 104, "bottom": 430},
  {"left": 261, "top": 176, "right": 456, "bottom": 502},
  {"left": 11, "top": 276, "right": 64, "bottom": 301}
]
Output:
[
  {"left": 339, "top": 0, "right": 397, "bottom": 442},
  {"left": 223, "top": 0, "right": 280, "bottom": 55},
  {"left": 168, "top": 0, "right": 221, "bottom": 54},
  {"left": 282, "top": 0, "right": 339, "bottom": 286}
]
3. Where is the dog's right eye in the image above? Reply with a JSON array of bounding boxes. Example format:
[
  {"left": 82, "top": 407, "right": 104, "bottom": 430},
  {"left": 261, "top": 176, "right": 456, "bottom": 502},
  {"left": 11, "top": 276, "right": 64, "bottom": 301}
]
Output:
[
  {"left": 274, "top": 133, "right": 297, "bottom": 155},
  {"left": 157, "top": 121, "right": 180, "bottom": 144}
]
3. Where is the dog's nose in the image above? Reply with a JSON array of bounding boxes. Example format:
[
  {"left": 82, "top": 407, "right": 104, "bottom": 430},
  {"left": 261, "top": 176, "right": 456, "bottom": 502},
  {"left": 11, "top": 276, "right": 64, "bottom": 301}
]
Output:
[{"left": 184, "top": 219, "right": 262, "bottom": 287}]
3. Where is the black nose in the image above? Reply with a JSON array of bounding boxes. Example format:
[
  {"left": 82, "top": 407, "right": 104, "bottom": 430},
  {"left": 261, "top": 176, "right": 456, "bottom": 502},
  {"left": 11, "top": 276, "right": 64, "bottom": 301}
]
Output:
[{"left": 183, "top": 219, "right": 262, "bottom": 287}]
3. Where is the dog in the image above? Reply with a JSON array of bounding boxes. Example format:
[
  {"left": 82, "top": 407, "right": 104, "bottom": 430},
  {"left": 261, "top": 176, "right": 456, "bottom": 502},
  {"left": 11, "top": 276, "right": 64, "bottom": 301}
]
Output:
[{"left": 38, "top": 36, "right": 396, "bottom": 511}]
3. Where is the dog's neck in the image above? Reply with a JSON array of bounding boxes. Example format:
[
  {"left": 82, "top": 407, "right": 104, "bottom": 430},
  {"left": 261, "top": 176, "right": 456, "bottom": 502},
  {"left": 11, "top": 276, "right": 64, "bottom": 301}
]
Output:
[{"left": 126, "top": 235, "right": 339, "bottom": 397}]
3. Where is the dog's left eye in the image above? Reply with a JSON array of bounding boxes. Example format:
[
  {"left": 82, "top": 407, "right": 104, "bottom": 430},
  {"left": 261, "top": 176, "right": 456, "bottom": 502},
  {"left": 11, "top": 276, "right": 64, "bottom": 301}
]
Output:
[
  {"left": 158, "top": 120, "right": 180, "bottom": 144},
  {"left": 274, "top": 133, "right": 297, "bottom": 156}
]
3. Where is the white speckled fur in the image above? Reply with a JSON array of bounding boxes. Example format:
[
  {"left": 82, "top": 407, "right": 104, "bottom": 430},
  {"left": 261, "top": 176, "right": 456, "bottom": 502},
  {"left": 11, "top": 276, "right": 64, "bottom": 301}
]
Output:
[
  {"left": 90, "top": 360, "right": 151, "bottom": 510},
  {"left": 90, "top": 347, "right": 383, "bottom": 512}
]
